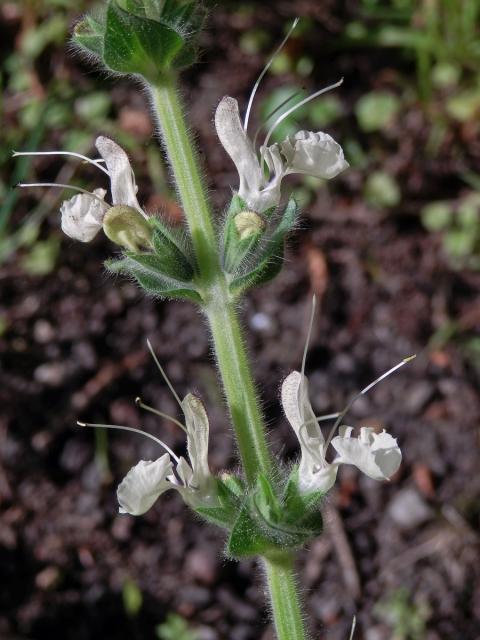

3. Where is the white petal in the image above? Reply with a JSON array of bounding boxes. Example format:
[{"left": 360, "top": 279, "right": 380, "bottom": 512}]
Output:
[
  {"left": 60, "top": 188, "right": 107, "bottom": 242},
  {"left": 331, "top": 426, "right": 402, "bottom": 481},
  {"left": 302, "top": 464, "right": 338, "bottom": 495},
  {"left": 95, "top": 136, "right": 142, "bottom": 211},
  {"left": 282, "top": 371, "right": 330, "bottom": 493},
  {"left": 117, "top": 454, "right": 173, "bottom": 516},
  {"left": 214, "top": 97, "right": 264, "bottom": 208},
  {"left": 281, "top": 131, "right": 349, "bottom": 179},
  {"left": 176, "top": 456, "right": 194, "bottom": 487},
  {"left": 182, "top": 393, "right": 210, "bottom": 487}
]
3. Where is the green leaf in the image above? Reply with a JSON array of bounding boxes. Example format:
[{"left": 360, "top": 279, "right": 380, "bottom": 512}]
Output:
[
  {"left": 227, "top": 501, "right": 275, "bottom": 558},
  {"left": 256, "top": 473, "right": 282, "bottom": 524},
  {"left": 283, "top": 468, "right": 323, "bottom": 535},
  {"left": 105, "top": 256, "right": 202, "bottom": 302},
  {"left": 73, "top": 13, "right": 105, "bottom": 58},
  {"left": 364, "top": 171, "right": 401, "bottom": 209},
  {"left": 355, "top": 91, "right": 400, "bottom": 133},
  {"left": 149, "top": 217, "right": 196, "bottom": 280},
  {"left": 421, "top": 202, "right": 452, "bottom": 231},
  {"left": 195, "top": 505, "right": 235, "bottom": 529},
  {"left": 122, "top": 578, "right": 143, "bottom": 617},
  {"left": 105, "top": 3, "right": 184, "bottom": 80},
  {"left": 72, "top": 0, "right": 204, "bottom": 79}
]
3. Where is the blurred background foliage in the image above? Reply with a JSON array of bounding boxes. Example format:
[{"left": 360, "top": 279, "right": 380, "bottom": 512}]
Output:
[
  {"left": 0, "top": 1, "right": 479, "bottom": 638},
  {"left": 3, "top": 0, "right": 479, "bottom": 366}
]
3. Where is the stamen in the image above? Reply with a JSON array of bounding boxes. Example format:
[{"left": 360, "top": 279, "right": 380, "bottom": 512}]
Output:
[
  {"left": 12, "top": 150, "right": 110, "bottom": 175},
  {"left": 243, "top": 17, "right": 300, "bottom": 132},
  {"left": 261, "top": 77, "right": 344, "bottom": 152},
  {"left": 146, "top": 339, "right": 183, "bottom": 410},
  {"left": 253, "top": 89, "right": 303, "bottom": 150},
  {"left": 315, "top": 412, "right": 341, "bottom": 422},
  {"left": 300, "top": 295, "right": 316, "bottom": 430},
  {"left": 301, "top": 294, "right": 316, "bottom": 380},
  {"left": 135, "top": 397, "right": 187, "bottom": 433},
  {"left": 77, "top": 420, "right": 180, "bottom": 463},
  {"left": 324, "top": 355, "right": 416, "bottom": 449},
  {"left": 17, "top": 182, "right": 109, "bottom": 207},
  {"left": 349, "top": 616, "right": 357, "bottom": 640}
]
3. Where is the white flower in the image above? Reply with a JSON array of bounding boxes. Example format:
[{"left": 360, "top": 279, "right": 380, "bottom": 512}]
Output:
[
  {"left": 60, "top": 188, "right": 107, "bottom": 242},
  {"left": 95, "top": 136, "right": 142, "bottom": 212},
  {"left": 281, "top": 371, "right": 338, "bottom": 494},
  {"left": 116, "top": 393, "right": 215, "bottom": 516},
  {"left": 215, "top": 94, "right": 348, "bottom": 213},
  {"left": 281, "top": 370, "right": 402, "bottom": 495},
  {"left": 16, "top": 136, "right": 147, "bottom": 243},
  {"left": 331, "top": 426, "right": 402, "bottom": 481},
  {"left": 117, "top": 454, "right": 173, "bottom": 516}
]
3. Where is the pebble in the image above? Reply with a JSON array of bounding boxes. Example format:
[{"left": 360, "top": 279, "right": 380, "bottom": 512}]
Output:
[
  {"left": 249, "top": 312, "right": 273, "bottom": 333},
  {"left": 33, "top": 319, "right": 55, "bottom": 344},
  {"left": 34, "top": 362, "right": 66, "bottom": 386},
  {"left": 387, "top": 488, "right": 433, "bottom": 530},
  {"left": 185, "top": 548, "right": 218, "bottom": 586},
  {"left": 35, "top": 566, "right": 60, "bottom": 590}
]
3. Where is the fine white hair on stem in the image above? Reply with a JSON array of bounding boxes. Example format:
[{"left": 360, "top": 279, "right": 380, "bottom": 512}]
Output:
[
  {"left": 135, "top": 396, "right": 187, "bottom": 433},
  {"left": 77, "top": 421, "right": 180, "bottom": 463},
  {"left": 324, "top": 355, "right": 416, "bottom": 449},
  {"left": 243, "top": 17, "right": 300, "bottom": 132},
  {"left": 13, "top": 150, "right": 110, "bottom": 175},
  {"left": 17, "top": 182, "right": 109, "bottom": 206},
  {"left": 146, "top": 338, "right": 183, "bottom": 410},
  {"left": 262, "top": 77, "right": 344, "bottom": 152}
]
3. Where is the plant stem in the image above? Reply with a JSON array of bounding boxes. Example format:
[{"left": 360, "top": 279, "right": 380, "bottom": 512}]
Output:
[
  {"left": 206, "top": 294, "right": 272, "bottom": 483},
  {"left": 264, "top": 555, "right": 309, "bottom": 640},
  {"left": 151, "top": 78, "right": 218, "bottom": 282},
  {"left": 150, "top": 75, "right": 307, "bottom": 640}
]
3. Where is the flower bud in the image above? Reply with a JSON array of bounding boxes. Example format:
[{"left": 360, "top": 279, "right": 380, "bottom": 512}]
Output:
[
  {"left": 103, "top": 205, "right": 153, "bottom": 252},
  {"left": 223, "top": 206, "right": 266, "bottom": 274},
  {"left": 73, "top": 0, "right": 205, "bottom": 83},
  {"left": 234, "top": 210, "right": 266, "bottom": 241}
]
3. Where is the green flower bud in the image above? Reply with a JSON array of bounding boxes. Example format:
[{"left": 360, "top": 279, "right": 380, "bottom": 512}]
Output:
[
  {"left": 223, "top": 208, "right": 266, "bottom": 274},
  {"left": 73, "top": 0, "right": 205, "bottom": 83},
  {"left": 103, "top": 205, "right": 153, "bottom": 252}
]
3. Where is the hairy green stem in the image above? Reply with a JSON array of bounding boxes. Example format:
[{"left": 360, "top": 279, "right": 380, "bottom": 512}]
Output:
[
  {"left": 150, "top": 75, "right": 306, "bottom": 640},
  {"left": 206, "top": 294, "right": 272, "bottom": 483},
  {"left": 264, "top": 555, "right": 309, "bottom": 640},
  {"left": 151, "top": 79, "right": 218, "bottom": 282}
]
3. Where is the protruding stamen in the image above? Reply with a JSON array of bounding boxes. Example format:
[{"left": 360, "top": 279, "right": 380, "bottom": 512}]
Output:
[
  {"left": 301, "top": 295, "right": 316, "bottom": 380},
  {"left": 315, "top": 412, "right": 341, "bottom": 422},
  {"left": 243, "top": 17, "right": 300, "bottom": 132},
  {"left": 146, "top": 339, "right": 183, "bottom": 410},
  {"left": 12, "top": 150, "right": 110, "bottom": 175},
  {"left": 349, "top": 616, "right": 357, "bottom": 640},
  {"left": 77, "top": 420, "right": 180, "bottom": 463},
  {"left": 324, "top": 355, "right": 416, "bottom": 449},
  {"left": 253, "top": 89, "right": 303, "bottom": 149},
  {"left": 262, "top": 77, "right": 344, "bottom": 152},
  {"left": 17, "top": 182, "right": 109, "bottom": 207},
  {"left": 360, "top": 356, "right": 415, "bottom": 396},
  {"left": 135, "top": 396, "right": 187, "bottom": 433}
]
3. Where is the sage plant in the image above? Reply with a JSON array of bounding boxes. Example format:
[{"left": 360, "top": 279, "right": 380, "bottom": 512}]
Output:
[{"left": 17, "top": 3, "right": 412, "bottom": 638}]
